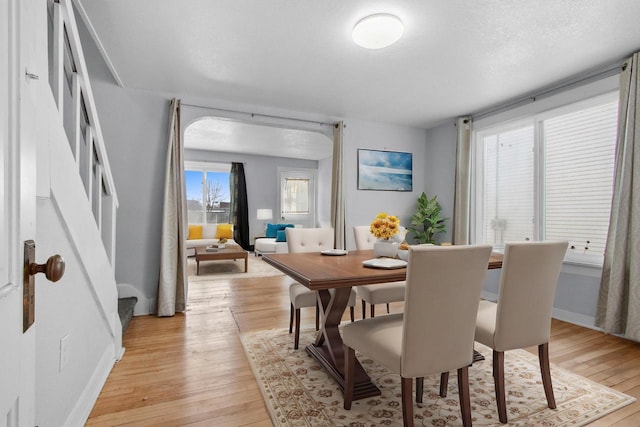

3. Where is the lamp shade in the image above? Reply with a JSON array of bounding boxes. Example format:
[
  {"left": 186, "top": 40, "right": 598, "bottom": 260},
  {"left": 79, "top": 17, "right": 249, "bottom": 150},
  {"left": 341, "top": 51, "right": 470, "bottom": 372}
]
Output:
[{"left": 257, "top": 209, "right": 273, "bottom": 221}]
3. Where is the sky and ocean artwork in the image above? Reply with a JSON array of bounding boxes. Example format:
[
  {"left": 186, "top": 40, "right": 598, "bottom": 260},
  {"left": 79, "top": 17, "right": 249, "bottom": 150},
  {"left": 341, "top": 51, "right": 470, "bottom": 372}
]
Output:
[{"left": 358, "top": 149, "right": 413, "bottom": 191}]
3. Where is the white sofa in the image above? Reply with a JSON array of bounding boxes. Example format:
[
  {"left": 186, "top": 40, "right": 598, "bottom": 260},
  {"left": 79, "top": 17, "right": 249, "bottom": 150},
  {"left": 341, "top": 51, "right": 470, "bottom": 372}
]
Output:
[
  {"left": 254, "top": 238, "right": 288, "bottom": 256},
  {"left": 253, "top": 223, "right": 300, "bottom": 256},
  {"left": 186, "top": 223, "right": 236, "bottom": 256}
]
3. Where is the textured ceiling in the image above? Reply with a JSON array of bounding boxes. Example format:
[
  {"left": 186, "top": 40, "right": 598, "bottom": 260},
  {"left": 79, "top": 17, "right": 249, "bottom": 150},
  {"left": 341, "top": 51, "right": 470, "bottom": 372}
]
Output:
[{"left": 76, "top": 0, "right": 640, "bottom": 157}]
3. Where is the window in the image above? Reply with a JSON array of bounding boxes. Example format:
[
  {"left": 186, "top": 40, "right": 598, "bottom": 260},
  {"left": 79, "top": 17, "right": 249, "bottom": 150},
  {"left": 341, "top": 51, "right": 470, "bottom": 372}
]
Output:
[
  {"left": 184, "top": 162, "right": 231, "bottom": 224},
  {"left": 278, "top": 168, "right": 316, "bottom": 228},
  {"left": 472, "top": 92, "right": 618, "bottom": 265}
]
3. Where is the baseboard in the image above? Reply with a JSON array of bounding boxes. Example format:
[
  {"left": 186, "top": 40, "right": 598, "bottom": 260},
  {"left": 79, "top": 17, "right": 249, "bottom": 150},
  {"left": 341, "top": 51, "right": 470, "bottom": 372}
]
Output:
[
  {"left": 552, "top": 307, "right": 599, "bottom": 331},
  {"left": 63, "top": 344, "right": 115, "bottom": 427}
]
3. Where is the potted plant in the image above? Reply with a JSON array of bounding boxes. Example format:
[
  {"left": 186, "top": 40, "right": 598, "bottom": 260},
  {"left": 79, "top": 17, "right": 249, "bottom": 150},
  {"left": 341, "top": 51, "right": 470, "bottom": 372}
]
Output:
[{"left": 408, "top": 192, "right": 448, "bottom": 244}]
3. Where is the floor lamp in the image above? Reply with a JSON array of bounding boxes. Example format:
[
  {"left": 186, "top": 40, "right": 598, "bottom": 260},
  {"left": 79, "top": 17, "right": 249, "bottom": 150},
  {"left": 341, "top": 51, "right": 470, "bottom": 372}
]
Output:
[{"left": 257, "top": 208, "right": 273, "bottom": 233}]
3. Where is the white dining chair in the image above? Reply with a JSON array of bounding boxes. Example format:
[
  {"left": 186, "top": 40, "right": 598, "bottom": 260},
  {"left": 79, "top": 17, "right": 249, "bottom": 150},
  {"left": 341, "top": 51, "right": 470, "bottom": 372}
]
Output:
[
  {"left": 353, "top": 225, "right": 406, "bottom": 318},
  {"left": 473, "top": 240, "right": 568, "bottom": 423},
  {"left": 343, "top": 244, "right": 493, "bottom": 427},
  {"left": 286, "top": 227, "right": 356, "bottom": 349}
]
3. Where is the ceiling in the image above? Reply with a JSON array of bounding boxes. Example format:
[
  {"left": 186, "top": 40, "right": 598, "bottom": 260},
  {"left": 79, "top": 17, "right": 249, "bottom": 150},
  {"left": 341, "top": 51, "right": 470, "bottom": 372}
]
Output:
[{"left": 76, "top": 0, "right": 640, "bottom": 158}]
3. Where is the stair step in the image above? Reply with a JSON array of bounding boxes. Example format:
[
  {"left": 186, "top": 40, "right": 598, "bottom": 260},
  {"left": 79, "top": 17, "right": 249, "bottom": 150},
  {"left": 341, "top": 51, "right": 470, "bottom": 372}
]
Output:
[{"left": 118, "top": 296, "right": 138, "bottom": 334}]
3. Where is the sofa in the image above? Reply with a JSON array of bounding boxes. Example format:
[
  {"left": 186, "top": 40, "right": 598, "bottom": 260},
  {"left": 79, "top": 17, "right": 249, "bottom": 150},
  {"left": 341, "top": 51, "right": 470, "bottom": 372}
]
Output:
[
  {"left": 254, "top": 223, "right": 296, "bottom": 256},
  {"left": 186, "top": 223, "right": 236, "bottom": 256}
]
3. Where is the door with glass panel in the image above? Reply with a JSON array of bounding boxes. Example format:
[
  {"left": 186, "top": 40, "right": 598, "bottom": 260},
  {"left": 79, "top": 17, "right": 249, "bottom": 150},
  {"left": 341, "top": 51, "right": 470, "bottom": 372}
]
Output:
[{"left": 278, "top": 168, "right": 316, "bottom": 228}]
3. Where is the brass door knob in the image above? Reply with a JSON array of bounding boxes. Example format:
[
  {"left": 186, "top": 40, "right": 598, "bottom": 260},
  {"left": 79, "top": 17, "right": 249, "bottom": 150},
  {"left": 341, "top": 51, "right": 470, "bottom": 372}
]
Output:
[{"left": 29, "top": 254, "right": 65, "bottom": 282}]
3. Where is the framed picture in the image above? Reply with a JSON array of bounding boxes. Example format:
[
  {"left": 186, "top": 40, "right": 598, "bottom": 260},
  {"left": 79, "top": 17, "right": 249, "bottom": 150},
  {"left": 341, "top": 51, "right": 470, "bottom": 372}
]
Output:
[{"left": 357, "top": 149, "right": 413, "bottom": 191}]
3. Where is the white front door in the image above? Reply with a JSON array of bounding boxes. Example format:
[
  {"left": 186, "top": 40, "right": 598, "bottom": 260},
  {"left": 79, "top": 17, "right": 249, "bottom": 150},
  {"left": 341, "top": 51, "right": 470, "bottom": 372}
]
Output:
[
  {"left": 0, "top": 0, "right": 39, "bottom": 424},
  {"left": 278, "top": 167, "right": 317, "bottom": 228}
]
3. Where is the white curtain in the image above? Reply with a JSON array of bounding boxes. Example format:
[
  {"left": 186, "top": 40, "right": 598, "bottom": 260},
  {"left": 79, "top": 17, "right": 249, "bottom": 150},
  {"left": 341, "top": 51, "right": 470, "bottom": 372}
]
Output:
[
  {"left": 331, "top": 121, "right": 346, "bottom": 249},
  {"left": 452, "top": 117, "right": 472, "bottom": 245},
  {"left": 157, "top": 98, "right": 188, "bottom": 316},
  {"left": 596, "top": 53, "right": 640, "bottom": 340}
]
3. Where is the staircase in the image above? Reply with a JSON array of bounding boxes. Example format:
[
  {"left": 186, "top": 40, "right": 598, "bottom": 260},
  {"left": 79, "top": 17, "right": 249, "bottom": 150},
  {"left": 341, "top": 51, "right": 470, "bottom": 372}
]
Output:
[{"left": 118, "top": 297, "right": 138, "bottom": 334}]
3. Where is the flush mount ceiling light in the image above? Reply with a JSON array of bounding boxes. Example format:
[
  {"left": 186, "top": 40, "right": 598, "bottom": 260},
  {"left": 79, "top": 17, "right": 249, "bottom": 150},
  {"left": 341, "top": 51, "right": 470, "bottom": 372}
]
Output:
[{"left": 352, "top": 13, "right": 404, "bottom": 49}]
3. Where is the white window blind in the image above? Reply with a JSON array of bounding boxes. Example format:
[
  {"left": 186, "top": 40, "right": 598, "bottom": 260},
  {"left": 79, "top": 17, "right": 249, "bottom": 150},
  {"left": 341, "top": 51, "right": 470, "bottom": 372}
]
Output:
[
  {"left": 282, "top": 178, "right": 310, "bottom": 214},
  {"left": 473, "top": 93, "right": 618, "bottom": 265},
  {"left": 543, "top": 99, "right": 618, "bottom": 263}
]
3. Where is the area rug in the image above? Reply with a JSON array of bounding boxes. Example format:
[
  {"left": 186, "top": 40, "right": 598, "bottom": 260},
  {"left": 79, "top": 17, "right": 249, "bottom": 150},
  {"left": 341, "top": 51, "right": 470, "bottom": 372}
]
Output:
[
  {"left": 187, "top": 254, "right": 284, "bottom": 281},
  {"left": 241, "top": 328, "right": 635, "bottom": 426}
]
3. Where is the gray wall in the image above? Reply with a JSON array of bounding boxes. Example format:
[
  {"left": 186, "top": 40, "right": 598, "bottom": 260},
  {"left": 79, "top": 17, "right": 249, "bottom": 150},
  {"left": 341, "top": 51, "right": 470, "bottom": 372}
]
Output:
[
  {"left": 79, "top": 17, "right": 430, "bottom": 305},
  {"left": 79, "top": 17, "right": 169, "bottom": 302},
  {"left": 183, "top": 149, "right": 319, "bottom": 241},
  {"left": 343, "top": 119, "right": 428, "bottom": 249}
]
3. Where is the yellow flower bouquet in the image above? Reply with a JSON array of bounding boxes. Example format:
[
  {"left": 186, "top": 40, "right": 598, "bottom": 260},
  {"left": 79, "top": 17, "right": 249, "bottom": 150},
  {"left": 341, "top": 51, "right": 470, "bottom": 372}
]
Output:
[{"left": 370, "top": 212, "right": 400, "bottom": 240}]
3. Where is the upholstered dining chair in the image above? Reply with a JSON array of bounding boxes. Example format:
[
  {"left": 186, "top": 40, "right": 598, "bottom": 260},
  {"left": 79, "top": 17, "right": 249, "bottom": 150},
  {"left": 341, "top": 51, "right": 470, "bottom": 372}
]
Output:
[
  {"left": 286, "top": 227, "right": 356, "bottom": 349},
  {"left": 343, "top": 244, "right": 493, "bottom": 427},
  {"left": 473, "top": 240, "right": 568, "bottom": 423},
  {"left": 353, "top": 225, "right": 407, "bottom": 318}
]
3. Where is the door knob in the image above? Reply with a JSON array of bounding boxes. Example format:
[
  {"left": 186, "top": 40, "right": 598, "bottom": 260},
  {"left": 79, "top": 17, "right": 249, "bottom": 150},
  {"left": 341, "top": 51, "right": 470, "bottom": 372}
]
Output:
[{"left": 29, "top": 254, "right": 65, "bottom": 282}]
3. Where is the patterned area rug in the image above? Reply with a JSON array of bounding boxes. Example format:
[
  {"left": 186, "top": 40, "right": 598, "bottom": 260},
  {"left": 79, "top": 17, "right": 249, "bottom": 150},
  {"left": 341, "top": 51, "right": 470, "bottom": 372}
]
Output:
[
  {"left": 241, "top": 328, "right": 635, "bottom": 426},
  {"left": 187, "top": 254, "right": 284, "bottom": 281}
]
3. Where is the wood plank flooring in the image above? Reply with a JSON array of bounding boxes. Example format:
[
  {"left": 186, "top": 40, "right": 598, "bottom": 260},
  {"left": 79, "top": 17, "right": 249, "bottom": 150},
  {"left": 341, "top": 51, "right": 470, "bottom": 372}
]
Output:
[{"left": 87, "top": 269, "right": 640, "bottom": 426}]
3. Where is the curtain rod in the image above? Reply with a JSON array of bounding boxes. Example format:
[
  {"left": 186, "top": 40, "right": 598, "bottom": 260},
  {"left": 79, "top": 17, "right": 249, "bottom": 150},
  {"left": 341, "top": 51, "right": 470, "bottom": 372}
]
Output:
[
  {"left": 471, "top": 62, "right": 624, "bottom": 122},
  {"left": 181, "top": 102, "right": 336, "bottom": 127}
]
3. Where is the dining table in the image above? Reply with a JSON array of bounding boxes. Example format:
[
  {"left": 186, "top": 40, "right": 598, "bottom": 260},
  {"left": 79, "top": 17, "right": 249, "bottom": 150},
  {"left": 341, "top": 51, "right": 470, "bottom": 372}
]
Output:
[{"left": 262, "top": 249, "right": 504, "bottom": 401}]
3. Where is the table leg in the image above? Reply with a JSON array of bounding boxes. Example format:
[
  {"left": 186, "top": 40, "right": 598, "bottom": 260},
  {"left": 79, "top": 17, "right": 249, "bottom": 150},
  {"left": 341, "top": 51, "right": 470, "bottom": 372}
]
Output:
[
  {"left": 196, "top": 259, "right": 200, "bottom": 275},
  {"left": 244, "top": 255, "right": 248, "bottom": 272},
  {"left": 306, "top": 287, "right": 381, "bottom": 401}
]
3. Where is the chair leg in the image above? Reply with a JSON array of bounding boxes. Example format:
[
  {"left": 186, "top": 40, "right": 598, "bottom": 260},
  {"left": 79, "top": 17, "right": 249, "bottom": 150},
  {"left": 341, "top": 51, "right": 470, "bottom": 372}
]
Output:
[
  {"left": 439, "top": 372, "right": 449, "bottom": 397},
  {"left": 370, "top": 304, "right": 375, "bottom": 318},
  {"left": 387, "top": 303, "right": 390, "bottom": 313},
  {"left": 493, "top": 350, "right": 507, "bottom": 423},
  {"left": 315, "top": 302, "right": 319, "bottom": 331},
  {"left": 350, "top": 306, "right": 354, "bottom": 322},
  {"left": 294, "top": 308, "right": 301, "bottom": 350},
  {"left": 343, "top": 346, "right": 356, "bottom": 410},
  {"left": 401, "top": 377, "right": 414, "bottom": 427},
  {"left": 361, "top": 300, "right": 366, "bottom": 319},
  {"left": 539, "top": 343, "right": 556, "bottom": 409},
  {"left": 289, "top": 303, "right": 294, "bottom": 334},
  {"left": 457, "top": 366, "right": 472, "bottom": 427},
  {"left": 415, "top": 377, "right": 423, "bottom": 403}
]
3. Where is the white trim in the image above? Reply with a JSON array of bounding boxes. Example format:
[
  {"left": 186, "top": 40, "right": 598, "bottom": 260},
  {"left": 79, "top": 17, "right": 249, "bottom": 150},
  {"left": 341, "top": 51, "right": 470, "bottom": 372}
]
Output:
[
  {"left": 62, "top": 344, "right": 115, "bottom": 427},
  {"left": 184, "top": 160, "right": 230, "bottom": 172}
]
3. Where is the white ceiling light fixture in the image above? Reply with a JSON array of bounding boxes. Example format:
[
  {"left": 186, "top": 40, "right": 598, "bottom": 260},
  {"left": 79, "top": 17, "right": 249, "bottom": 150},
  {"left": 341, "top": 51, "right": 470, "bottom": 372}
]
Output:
[{"left": 352, "top": 13, "right": 404, "bottom": 49}]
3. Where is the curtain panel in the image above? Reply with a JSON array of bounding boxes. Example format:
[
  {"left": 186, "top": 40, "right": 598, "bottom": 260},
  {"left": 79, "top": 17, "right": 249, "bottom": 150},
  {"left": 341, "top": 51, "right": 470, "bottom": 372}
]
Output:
[
  {"left": 230, "top": 162, "right": 250, "bottom": 250},
  {"left": 157, "top": 98, "right": 188, "bottom": 317},
  {"left": 453, "top": 117, "right": 472, "bottom": 245},
  {"left": 596, "top": 53, "right": 640, "bottom": 341},
  {"left": 331, "top": 121, "right": 346, "bottom": 249}
]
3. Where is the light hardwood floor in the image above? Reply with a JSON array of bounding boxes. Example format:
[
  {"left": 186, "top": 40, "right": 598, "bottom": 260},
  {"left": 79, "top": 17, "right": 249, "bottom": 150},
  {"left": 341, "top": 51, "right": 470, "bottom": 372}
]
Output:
[{"left": 87, "top": 269, "right": 640, "bottom": 426}]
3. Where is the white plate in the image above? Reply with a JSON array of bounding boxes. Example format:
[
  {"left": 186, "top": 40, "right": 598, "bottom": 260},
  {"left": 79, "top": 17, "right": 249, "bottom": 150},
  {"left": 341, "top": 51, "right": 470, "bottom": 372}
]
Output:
[
  {"left": 362, "top": 258, "right": 407, "bottom": 269},
  {"left": 321, "top": 249, "right": 348, "bottom": 256}
]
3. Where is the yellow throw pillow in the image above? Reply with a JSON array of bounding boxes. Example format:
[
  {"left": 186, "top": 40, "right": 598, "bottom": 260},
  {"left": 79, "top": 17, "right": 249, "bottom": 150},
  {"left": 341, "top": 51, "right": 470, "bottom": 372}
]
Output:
[
  {"left": 188, "top": 225, "right": 203, "bottom": 240},
  {"left": 215, "top": 223, "right": 233, "bottom": 239}
]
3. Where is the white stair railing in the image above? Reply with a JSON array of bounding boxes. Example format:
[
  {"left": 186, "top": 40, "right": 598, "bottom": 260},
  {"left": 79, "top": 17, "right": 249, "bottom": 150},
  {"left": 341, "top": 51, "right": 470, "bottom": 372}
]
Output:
[{"left": 46, "top": 0, "right": 118, "bottom": 269}]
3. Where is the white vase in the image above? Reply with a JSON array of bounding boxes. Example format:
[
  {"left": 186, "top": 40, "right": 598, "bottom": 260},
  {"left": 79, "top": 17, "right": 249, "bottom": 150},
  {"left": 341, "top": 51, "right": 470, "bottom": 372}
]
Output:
[{"left": 373, "top": 239, "right": 399, "bottom": 258}]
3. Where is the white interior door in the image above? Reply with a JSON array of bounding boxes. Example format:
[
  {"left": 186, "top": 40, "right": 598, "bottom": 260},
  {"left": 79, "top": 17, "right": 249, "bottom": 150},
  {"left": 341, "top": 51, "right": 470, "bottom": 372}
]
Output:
[
  {"left": 278, "top": 167, "right": 317, "bottom": 228},
  {"left": 0, "top": 0, "right": 39, "bottom": 425}
]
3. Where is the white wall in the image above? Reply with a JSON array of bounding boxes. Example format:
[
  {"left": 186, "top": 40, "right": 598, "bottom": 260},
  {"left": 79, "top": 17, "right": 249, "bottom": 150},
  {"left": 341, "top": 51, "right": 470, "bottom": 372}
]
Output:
[
  {"left": 30, "top": 3, "right": 121, "bottom": 425},
  {"left": 424, "top": 75, "right": 621, "bottom": 328}
]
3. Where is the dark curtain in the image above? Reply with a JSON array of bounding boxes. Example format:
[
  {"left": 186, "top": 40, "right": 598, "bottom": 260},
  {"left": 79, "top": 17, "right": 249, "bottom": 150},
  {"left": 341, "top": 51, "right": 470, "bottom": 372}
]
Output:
[{"left": 230, "top": 162, "right": 250, "bottom": 250}]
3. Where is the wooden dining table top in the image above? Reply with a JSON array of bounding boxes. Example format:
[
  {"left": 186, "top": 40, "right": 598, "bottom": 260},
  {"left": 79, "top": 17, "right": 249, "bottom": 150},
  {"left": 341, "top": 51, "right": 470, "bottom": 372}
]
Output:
[{"left": 262, "top": 249, "right": 503, "bottom": 290}]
